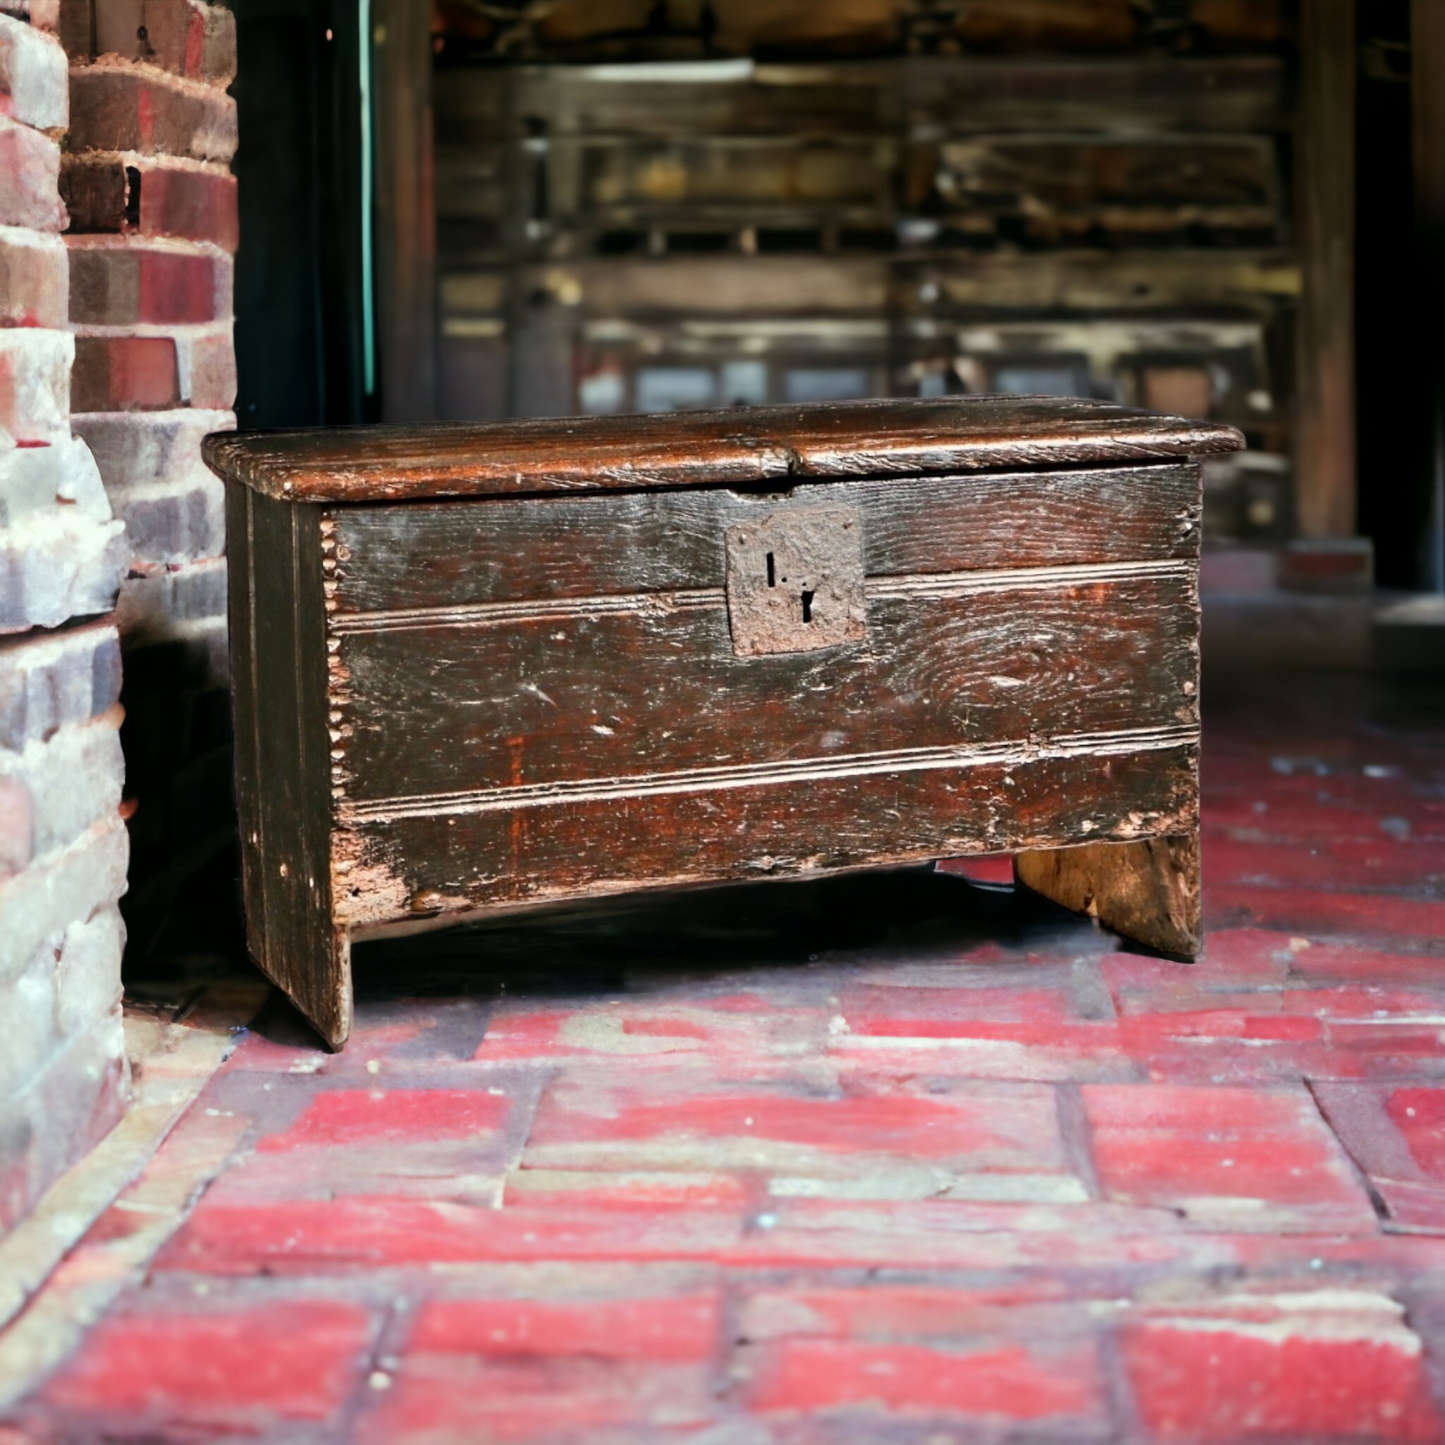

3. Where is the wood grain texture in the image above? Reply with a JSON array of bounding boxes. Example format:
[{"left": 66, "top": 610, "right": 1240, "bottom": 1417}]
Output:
[
  {"left": 221, "top": 399, "right": 1223, "bottom": 1042},
  {"left": 323, "top": 462, "right": 1202, "bottom": 614},
  {"left": 337, "top": 744, "right": 1200, "bottom": 931},
  {"left": 202, "top": 397, "right": 1242, "bottom": 503},
  {"left": 1014, "top": 833, "right": 1202, "bottom": 957},
  {"left": 329, "top": 573, "right": 1199, "bottom": 804},
  {"left": 227, "top": 484, "right": 350, "bottom": 1048}
]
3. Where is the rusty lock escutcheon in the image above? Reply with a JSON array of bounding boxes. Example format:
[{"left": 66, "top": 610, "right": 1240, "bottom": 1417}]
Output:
[{"left": 725, "top": 505, "right": 866, "bottom": 657}]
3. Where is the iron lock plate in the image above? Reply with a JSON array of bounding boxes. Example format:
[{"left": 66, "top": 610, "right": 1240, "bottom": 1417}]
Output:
[{"left": 724, "top": 505, "right": 867, "bottom": 657}]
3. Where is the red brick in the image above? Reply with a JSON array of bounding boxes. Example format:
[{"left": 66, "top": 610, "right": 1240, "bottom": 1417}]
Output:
[
  {"left": 746, "top": 1337, "right": 1104, "bottom": 1423},
  {"left": 936, "top": 853, "right": 1015, "bottom": 884},
  {"left": 1103, "top": 928, "right": 1290, "bottom": 1017},
  {"left": 0, "top": 113, "right": 63, "bottom": 230},
  {"left": 476, "top": 990, "right": 829, "bottom": 1069},
  {"left": 61, "top": 155, "right": 237, "bottom": 249},
  {"left": 83, "top": 0, "right": 233, "bottom": 81},
  {"left": 361, "top": 1354, "right": 717, "bottom": 1441},
  {"left": 739, "top": 1282, "right": 1077, "bottom": 1341},
  {"left": 257, "top": 1087, "right": 512, "bottom": 1152},
  {"left": 410, "top": 1293, "right": 720, "bottom": 1361},
  {"left": 1207, "top": 884, "right": 1445, "bottom": 950},
  {"left": 522, "top": 1078, "right": 1070, "bottom": 1177},
  {"left": 1081, "top": 1083, "right": 1377, "bottom": 1231},
  {"left": 61, "top": 0, "right": 235, "bottom": 82},
  {"left": 1206, "top": 835, "right": 1445, "bottom": 893},
  {"left": 43, "top": 1299, "right": 374, "bottom": 1426},
  {"left": 67, "top": 63, "right": 236, "bottom": 162},
  {"left": 157, "top": 1194, "right": 743, "bottom": 1272},
  {"left": 0, "top": 228, "right": 66, "bottom": 326},
  {"left": 1313, "top": 1082, "right": 1445, "bottom": 1230},
  {"left": 832, "top": 978, "right": 1132, "bottom": 1082},
  {"left": 70, "top": 335, "right": 177, "bottom": 410},
  {"left": 1387, "top": 1087, "right": 1445, "bottom": 1177},
  {"left": 68, "top": 243, "right": 224, "bottom": 324},
  {"left": 1122, "top": 1311, "right": 1443, "bottom": 1442},
  {"left": 186, "top": 323, "right": 233, "bottom": 406}
]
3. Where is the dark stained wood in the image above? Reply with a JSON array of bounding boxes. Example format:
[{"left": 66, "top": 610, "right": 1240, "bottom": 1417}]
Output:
[
  {"left": 340, "top": 744, "right": 1200, "bottom": 932},
  {"left": 216, "top": 397, "right": 1234, "bottom": 1045},
  {"left": 202, "top": 397, "right": 1242, "bottom": 504},
  {"left": 325, "top": 462, "right": 1201, "bottom": 613},
  {"left": 227, "top": 484, "right": 350, "bottom": 1048},
  {"left": 1015, "top": 833, "right": 1202, "bottom": 958},
  {"left": 331, "top": 574, "right": 1198, "bottom": 803},
  {"left": 1294, "top": 0, "right": 1356, "bottom": 539}
]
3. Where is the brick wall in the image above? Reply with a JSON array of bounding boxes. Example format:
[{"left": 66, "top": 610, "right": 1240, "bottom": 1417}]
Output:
[
  {"left": 0, "top": 0, "right": 131, "bottom": 1232},
  {"left": 58, "top": 0, "right": 237, "bottom": 961}
]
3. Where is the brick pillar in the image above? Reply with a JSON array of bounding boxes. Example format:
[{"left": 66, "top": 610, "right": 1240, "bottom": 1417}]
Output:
[
  {"left": 0, "top": 0, "right": 131, "bottom": 1233},
  {"left": 57, "top": 0, "right": 237, "bottom": 960}
]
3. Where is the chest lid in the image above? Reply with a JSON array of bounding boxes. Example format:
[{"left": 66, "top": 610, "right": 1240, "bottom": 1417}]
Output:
[{"left": 203, "top": 397, "right": 1242, "bottom": 506}]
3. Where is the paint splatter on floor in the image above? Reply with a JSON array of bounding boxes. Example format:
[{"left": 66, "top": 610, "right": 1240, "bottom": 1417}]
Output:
[{"left": 2, "top": 672, "right": 1444, "bottom": 1442}]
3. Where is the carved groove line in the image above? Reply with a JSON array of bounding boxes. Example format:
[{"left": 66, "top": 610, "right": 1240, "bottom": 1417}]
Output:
[
  {"left": 326, "top": 557, "right": 1194, "bottom": 635},
  {"left": 340, "top": 723, "right": 1200, "bottom": 824}
]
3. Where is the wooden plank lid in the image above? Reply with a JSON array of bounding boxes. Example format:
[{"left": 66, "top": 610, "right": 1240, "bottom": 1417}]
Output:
[{"left": 203, "top": 396, "right": 1244, "bottom": 505}]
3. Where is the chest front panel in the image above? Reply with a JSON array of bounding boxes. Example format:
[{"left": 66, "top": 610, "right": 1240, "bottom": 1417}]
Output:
[{"left": 322, "top": 463, "right": 1201, "bottom": 927}]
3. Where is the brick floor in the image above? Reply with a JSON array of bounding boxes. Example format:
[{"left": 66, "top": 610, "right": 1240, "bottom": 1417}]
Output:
[{"left": 2, "top": 672, "right": 1445, "bottom": 1442}]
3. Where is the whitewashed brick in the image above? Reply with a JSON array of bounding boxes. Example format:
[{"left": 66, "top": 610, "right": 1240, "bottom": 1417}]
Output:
[
  {"left": 0, "top": 811, "right": 128, "bottom": 985},
  {"left": 0, "top": 1004, "right": 127, "bottom": 1233},
  {"left": 0, "top": 617, "right": 120, "bottom": 753},
  {"left": 0, "top": 708, "right": 124, "bottom": 860},
  {"left": 0, "top": 430, "right": 112, "bottom": 525},
  {"left": 0, "top": 14, "right": 66, "bottom": 130},
  {"left": 0, "top": 325, "right": 70, "bottom": 442},
  {"left": 53, "top": 904, "right": 124, "bottom": 1042},
  {"left": 0, "top": 906, "right": 116, "bottom": 1101},
  {"left": 0, "top": 223, "right": 67, "bottom": 327},
  {"left": 117, "top": 553, "right": 226, "bottom": 637},
  {"left": 72, "top": 408, "right": 232, "bottom": 563},
  {"left": 0, "top": 428, "right": 126, "bottom": 630},
  {"left": 0, "top": 506, "right": 126, "bottom": 632},
  {"left": 108, "top": 474, "right": 224, "bottom": 563}
]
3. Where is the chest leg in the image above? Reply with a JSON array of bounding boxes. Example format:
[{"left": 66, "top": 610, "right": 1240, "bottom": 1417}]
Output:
[{"left": 1014, "top": 831, "right": 1201, "bottom": 959}]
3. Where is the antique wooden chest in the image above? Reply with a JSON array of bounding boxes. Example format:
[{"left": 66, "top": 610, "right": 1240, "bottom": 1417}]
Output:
[{"left": 204, "top": 398, "right": 1241, "bottom": 1047}]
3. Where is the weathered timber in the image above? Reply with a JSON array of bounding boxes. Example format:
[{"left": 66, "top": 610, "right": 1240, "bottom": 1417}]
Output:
[
  {"left": 331, "top": 574, "right": 1199, "bottom": 801},
  {"left": 226, "top": 483, "right": 348, "bottom": 1046},
  {"left": 1015, "top": 833, "right": 1202, "bottom": 957},
  {"left": 208, "top": 399, "right": 1237, "bottom": 1045},
  {"left": 340, "top": 744, "right": 1201, "bottom": 932},
  {"left": 326, "top": 462, "right": 1200, "bottom": 613},
  {"left": 202, "top": 396, "right": 1241, "bottom": 503}
]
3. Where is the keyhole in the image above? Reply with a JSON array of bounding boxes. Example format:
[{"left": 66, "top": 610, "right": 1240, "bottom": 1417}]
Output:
[
  {"left": 801, "top": 590, "right": 815, "bottom": 623},
  {"left": 766, "top": 552, "right": 776, "bottom": 587}
]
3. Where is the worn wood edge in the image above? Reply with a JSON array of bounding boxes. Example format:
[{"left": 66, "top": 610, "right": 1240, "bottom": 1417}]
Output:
[
  {"left": 1014, "top": 833, "right": 1202, "bottom": 957},
  {"left": 201, "top": 400, "right": 1243, "bottom": 503},
  {"left": 339, "top": 722, "right": 1201, "bottom": 825},
  {"left": 274, "top": 929, "right": 353, "bottom": 1051}
]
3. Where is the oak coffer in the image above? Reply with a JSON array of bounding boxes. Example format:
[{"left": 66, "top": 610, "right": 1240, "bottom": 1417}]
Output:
[{"left": 204, "top": 398, "right": 1242, "bottom": 1047}]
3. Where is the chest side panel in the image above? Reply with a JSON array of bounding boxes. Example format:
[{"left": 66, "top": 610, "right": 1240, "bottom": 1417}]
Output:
[{"left": 323, "top": 465, "right": 1200, "bottom": 927}]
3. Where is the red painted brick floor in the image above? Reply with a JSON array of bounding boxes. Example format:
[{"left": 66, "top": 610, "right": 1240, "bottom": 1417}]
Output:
[{"left": 4, "top": 671, "right": 1445, "bottom": 1443}]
